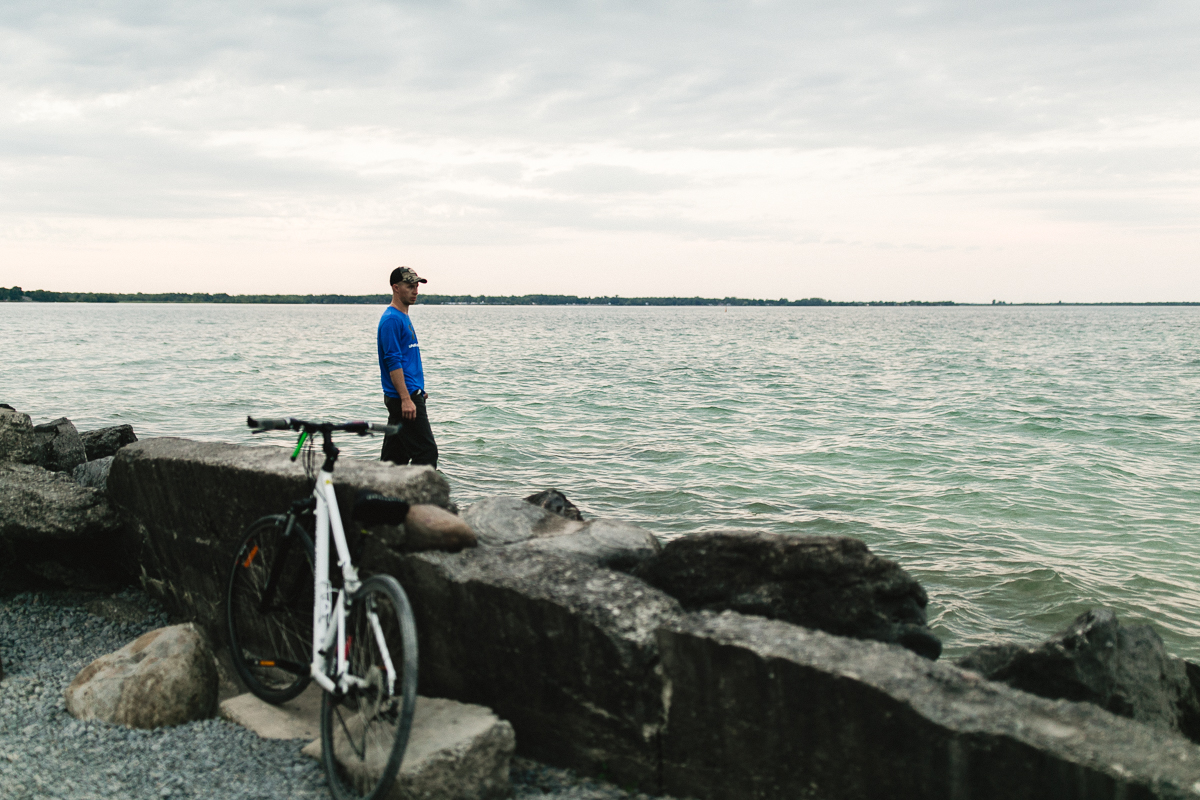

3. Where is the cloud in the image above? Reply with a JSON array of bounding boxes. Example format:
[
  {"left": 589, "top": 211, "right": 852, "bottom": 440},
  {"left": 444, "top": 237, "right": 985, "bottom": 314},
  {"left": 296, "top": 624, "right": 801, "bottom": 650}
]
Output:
[
  {"left": 532, "top": 164, "right": 687, "bottom": 194},
  {"left": 1, "top": 1, "right": 1198, "bottom": 299}
]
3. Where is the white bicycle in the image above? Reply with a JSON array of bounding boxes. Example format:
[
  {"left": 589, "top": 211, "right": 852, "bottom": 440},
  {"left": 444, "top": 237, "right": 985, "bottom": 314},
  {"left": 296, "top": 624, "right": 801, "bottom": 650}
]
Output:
[{"left": 226, "top": 416, "right": 418, "bottom": 800}]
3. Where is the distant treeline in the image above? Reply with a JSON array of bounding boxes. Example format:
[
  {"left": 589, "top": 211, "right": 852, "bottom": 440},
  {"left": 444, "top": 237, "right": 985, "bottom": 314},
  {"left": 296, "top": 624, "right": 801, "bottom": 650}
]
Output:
[
  {"left": 4, "top": 287, "right": 1196, "bottom": 306},
  {"left": 0, "top": 287, "right": 955, "bottom": 306}
]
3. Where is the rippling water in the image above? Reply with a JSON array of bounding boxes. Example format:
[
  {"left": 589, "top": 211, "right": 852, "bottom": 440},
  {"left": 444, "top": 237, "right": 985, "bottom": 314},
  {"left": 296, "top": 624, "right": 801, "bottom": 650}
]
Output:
[{"left": 3, "top": 302, "right": 1199, "bottom": 661}]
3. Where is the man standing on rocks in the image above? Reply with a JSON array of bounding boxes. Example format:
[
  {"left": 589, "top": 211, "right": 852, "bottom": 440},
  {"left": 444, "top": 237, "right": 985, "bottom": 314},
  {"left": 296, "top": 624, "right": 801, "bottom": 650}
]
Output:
[{"left": 378, "top": 266, "right": 438, "bottom": 468}]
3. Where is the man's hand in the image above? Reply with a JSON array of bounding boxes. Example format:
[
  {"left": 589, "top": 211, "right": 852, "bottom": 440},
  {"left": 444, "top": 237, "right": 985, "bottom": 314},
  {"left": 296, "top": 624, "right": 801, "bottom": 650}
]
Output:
[{"left": 389, "top": 368, "right": 416, "bottom": 419}]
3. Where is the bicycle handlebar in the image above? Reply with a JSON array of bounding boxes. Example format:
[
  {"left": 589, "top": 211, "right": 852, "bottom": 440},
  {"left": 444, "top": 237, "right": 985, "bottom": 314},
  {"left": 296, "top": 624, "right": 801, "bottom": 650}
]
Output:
[
  {"left": 248, "top": 417, "right": 293, "bottom": 431},
  {"left": 247, "top": 417, "right": 401, "bottom": 436}
]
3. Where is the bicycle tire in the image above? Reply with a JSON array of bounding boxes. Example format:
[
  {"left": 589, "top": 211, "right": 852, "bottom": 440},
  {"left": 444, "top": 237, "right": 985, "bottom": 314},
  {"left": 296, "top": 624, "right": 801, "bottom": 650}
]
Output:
[
  {"left": 226, "top": 514, "right": 316, "bottom": 704},
  {"left": 320, "top": 574, "right": 418, "bottom": 800}
]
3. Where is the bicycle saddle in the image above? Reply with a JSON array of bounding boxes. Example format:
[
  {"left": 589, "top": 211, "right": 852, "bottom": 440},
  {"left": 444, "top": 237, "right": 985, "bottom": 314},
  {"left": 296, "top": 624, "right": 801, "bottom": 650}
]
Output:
[{"left": 352, "top": 490, "right": 411, "bottom": 525}]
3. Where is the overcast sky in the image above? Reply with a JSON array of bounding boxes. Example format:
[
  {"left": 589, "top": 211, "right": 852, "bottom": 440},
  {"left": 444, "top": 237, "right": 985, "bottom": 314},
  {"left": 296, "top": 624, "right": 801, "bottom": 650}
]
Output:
[{"left": 2, "top": 1, "right": 1198, "bottom": 301}]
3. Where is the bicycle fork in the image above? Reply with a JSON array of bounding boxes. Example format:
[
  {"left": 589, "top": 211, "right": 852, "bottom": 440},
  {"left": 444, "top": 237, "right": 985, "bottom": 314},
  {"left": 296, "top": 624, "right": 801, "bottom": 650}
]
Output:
[{"left": 309, "top": 469, "right": 396, "bottom": 698}]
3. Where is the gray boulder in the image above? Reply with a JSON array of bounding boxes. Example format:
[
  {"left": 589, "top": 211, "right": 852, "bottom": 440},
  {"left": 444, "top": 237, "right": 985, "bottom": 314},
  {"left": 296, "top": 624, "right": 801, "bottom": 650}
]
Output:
[
  {"left": 0, "top": 462, "right": 121, "bottom": 543},
  {"left": 65, "top": 623, "right": 219, "bottom": 728},
  {"left": 957, "top": 608, "right": 1200, "bottom": 742},
  {"left": 0, "top": 462, "right": 126, "bottom": 591},
  {"left": 81, "top": 424, "right": 138, "bottom": 460},
  {"left": 73, "top": 456, "right": 114, "bottom": 490},
  {"left": 522, "top": 517, "right": 662, "bottom": 571},
  {"left": 464, "top": 496, "right": 568, "bottom": 545},
  {"left": 463, "top": 496, "right": 660, "bottom": 569},
  {"left": 0, "top": 407, "right": 41, "bottom": 464},
  {"left": 32, "top": 417, "right": 87, "bottom": 472},
  {"left": 0, "top": 409, "right": 87, "bottom": 472},
  {"left": 631, "top": 530, "right": 942, "bottom": 660}
]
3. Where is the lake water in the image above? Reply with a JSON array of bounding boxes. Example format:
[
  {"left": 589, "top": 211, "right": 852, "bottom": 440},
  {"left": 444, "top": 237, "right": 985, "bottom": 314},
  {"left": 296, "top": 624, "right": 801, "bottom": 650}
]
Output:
[{"left": 3, "top": 302, "right": 1198, "bottom": 662}]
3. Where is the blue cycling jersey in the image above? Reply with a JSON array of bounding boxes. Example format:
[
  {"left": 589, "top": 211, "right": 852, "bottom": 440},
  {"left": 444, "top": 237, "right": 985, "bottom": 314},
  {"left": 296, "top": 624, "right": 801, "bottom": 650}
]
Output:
[{"left": 377, "top": 306, "right": 425, "bottom": 397}]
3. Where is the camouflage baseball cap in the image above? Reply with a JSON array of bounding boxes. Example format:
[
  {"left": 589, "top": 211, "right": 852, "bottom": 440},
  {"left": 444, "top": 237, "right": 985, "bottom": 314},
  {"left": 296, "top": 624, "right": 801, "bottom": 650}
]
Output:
[{"left": 390, "top": 266, "right": 427, "bottom": 285}]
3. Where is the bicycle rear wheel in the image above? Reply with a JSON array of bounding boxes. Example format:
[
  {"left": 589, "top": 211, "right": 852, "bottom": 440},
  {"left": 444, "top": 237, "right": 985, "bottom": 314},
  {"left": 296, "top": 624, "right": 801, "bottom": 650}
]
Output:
[
  {"left": 226, "top": 514, "right": 315, "bottom": 704},
  {"left": 320, "top": 574, "right": 418, "bottom": 800}
]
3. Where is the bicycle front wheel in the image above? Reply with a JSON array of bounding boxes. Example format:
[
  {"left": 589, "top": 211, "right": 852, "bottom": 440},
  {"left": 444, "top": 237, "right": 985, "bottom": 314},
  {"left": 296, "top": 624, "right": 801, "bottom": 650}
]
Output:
[
  {"left": 320, "top": 574, "right": 418, "bottom": 800},
  {"left": 226, "top": 514, "right": 315, "bottom": 704}
]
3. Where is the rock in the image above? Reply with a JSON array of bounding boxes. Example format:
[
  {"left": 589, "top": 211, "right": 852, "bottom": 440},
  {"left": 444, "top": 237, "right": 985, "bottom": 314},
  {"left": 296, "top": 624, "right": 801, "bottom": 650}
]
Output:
[
  {"left": 463, "top": 497, "right": 569, "bottom": 545},
  {"left": 220, "top": 686, "right": 322, "bottom": 741},
  {"left": 462, "top": 496, "right": 660, "bottom": 569},
  {"left": 0, "top": 462, "right": 121, "bottom": 543},
  {"left": 302, "top": 696, "right": 515, "bottom": 800},
  {"left": 404, "top": 504, "right": 477, "bottom": 552},
  {"left": 73, "top": 456, "right": 114, "bottom": 490},
  {"left": 657, "top": 610, "right": 1200, "bottom": 800},
  {"left": 0, "top": 462, "right": 126, "bottom": 591},
  {"left": 23, "top": 560, "right": 126, "bottom": 593},
  {"left": 64, "top": 623, "right": 219, "bottom": 728},
  {"left": 0, "top": 407, "right": 42, "bottom": 465},
  {"left": 80, "top": 424, "right": 138, "bottom": 460},
  {"left": 957, "top": 608, "right": 1200, "bottom": 742},
  {"left": 631, "top": 530, "right": 942, "bottom": 660},
  {"left": 522, "top": 517, "right": 662, "bottom": 571},
  {"left": 0, "top": 554, "right": 45, "bottom": 594},
  {"left": 84, "top": 595, "right": 153, "bottom": 625},
  {"left": 107, "top": 437, "right": 454, "bottom": 631},
  {"left": 366, "top": 545, "right": 682, "bottom": 791},
  {"left": 359, "top": 504, "right": 478, "bottom": 555},
  {"left": 0, "top": 409, "right": 87, "bottom": 472},
  {"left": 524, "top": 488, "right": 583, "bottom": 521},
  {"left": 31, "top": 417, "right": 87, "bottom": 472}
]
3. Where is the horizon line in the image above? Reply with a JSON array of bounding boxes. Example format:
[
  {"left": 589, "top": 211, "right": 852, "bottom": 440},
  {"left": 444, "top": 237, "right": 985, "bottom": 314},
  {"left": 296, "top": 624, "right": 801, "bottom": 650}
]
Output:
[{"left": 2, "top": 288, "right": 1199, "bottom": 307}]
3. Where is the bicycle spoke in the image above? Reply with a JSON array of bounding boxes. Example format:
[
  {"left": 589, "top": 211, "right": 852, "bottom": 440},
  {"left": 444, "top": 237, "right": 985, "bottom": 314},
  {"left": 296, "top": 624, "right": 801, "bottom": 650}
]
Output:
[
  {"left": 320, "top": 575, "right": 417, "bottom": 800},
  {"left": 226, "top": 516, "right": 314, "bottom": 703}
]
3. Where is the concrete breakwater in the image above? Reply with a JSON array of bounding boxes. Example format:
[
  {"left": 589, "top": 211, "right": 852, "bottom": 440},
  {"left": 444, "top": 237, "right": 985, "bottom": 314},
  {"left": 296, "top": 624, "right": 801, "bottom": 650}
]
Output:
[{"left": 4, "top": 409, "right": 1200, "bottom": 798}]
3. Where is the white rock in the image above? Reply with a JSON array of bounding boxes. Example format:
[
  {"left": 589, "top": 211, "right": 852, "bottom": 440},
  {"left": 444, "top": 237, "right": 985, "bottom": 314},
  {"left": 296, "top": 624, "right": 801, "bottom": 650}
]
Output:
[
  {"left": 302, "top": 696, "right": 514, "bottom": 800},
  {"left": 64, "top": 623, "right": 218, "bottom": 728},
  {"left": 219, "top": 686, "right": 321, "bottom": 741}
]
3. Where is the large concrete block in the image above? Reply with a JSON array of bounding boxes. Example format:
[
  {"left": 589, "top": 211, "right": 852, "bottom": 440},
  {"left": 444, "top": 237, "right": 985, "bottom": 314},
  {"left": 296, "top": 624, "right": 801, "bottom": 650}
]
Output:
[
  {"left": 107, "top": 437, "right": 451, "bottom": 630},
  {"left": 367, "top": 544, "right": 682, "bottom": 791},
  {"left": 657, "top": 611, "right": 1200, "bottom": 800}
]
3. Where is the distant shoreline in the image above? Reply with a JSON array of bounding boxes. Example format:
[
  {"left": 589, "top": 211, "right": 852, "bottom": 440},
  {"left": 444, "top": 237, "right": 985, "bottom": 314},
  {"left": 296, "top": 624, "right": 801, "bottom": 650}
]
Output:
[{"left": 1, "top": 288, "right": 1197, "bottom": 307}]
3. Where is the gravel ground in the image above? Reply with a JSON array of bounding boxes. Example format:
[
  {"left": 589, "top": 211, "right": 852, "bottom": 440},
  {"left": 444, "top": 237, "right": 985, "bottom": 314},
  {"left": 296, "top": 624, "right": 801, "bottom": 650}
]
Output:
[{"left": 0, "top": 588, "right": 677, "bottom": 800}]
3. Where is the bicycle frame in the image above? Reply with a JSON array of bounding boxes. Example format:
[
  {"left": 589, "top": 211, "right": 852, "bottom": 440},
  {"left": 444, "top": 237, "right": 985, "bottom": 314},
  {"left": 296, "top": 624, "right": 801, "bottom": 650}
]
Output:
[{"left": 308, "top": 468, "right": 397, "bottom": 697}]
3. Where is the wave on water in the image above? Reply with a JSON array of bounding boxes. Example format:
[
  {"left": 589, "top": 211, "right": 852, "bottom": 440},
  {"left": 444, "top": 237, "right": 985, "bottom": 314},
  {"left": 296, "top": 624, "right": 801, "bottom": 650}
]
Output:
[{"left": 3, "top": 302, "right": 1199, "bottom": 661}]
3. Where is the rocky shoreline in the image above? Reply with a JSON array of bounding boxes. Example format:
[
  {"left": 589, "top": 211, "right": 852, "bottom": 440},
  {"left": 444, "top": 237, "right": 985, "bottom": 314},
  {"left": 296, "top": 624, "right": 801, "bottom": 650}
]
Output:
[
  {"left": 0, "top": 586, "right": 679, "bottom": 800},
  {"left": 5, "top": 405, "right": 1200, "bottom": 799}
]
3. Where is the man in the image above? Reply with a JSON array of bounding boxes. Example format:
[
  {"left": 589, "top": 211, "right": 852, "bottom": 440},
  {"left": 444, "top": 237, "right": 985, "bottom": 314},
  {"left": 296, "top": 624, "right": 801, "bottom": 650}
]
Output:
[{"left": 378, "top": 266, "right": 438, "bottom": 468}]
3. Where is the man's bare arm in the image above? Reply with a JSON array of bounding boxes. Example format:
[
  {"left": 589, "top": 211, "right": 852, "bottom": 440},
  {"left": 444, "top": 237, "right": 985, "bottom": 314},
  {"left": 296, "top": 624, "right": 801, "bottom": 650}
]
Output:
[{"left": 390, "top": 368, "right": 416, "bottom": 420}]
